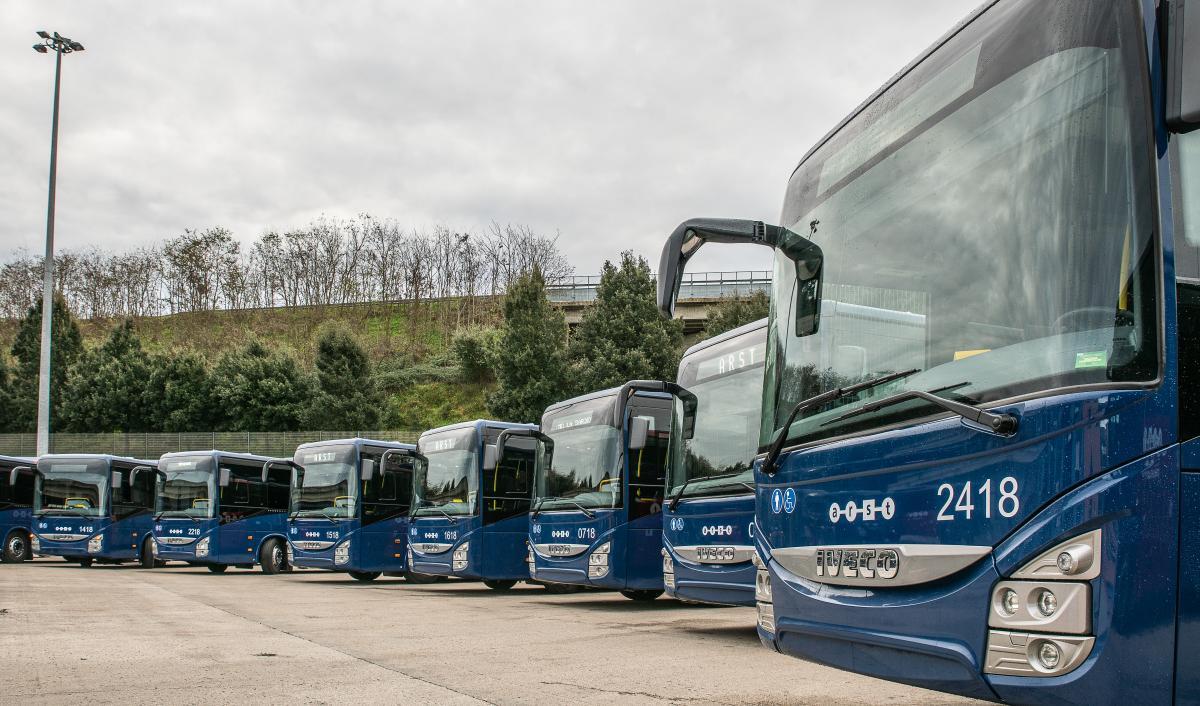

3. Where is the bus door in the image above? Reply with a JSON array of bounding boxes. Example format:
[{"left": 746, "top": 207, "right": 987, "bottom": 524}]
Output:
[
  {"left": 1176, "top": 279, "right": 1200, "bottom": 700},
  {"left": 482, "top": 433, "right": 539, "bottom": 576},
  {"left": 217, "top": 461, "right": 274, "bottom": 562},
  {"left": 625, "top": 399, "right": 672, "bottom": 584},
  {"left": 111, "top": 463, "right": 155, "bottom": 558},
  {"left": 359, "top": 448, "right": 415, "bottom": 570}
]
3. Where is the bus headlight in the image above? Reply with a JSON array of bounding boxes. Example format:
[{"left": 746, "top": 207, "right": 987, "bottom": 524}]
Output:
[
  {"left": 286, "top": 542, "right": 294, "bottom": 564},
  {"left": 87, "top": 535, "right": 103, "bottom": 554},
  {"left": 30, "top": 534, "right": 40, "bottom": 552},
  {"left": 407, "top": 547, "right": 414, "bottom": 567},
  {"left": 588, "top": 541, "right": 610, "bottom": 578},
  {"left": 151, "top": 538, "right": 159, "bottom": 557},
  {"left": 334, "top": 541, "right": 351, "bottom": 565},
  {"left": 195, "top": 536, "right": 210, "bottom": 558},
  {"left": 662, "top": 548, "right": 675, "bottom": 589},
  {"left": 453, "top": 542, "right": 469, "bottom": 571}
]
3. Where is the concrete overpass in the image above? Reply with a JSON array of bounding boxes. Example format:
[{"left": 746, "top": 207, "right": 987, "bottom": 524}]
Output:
[{"left": 547, "top": 271, "right": 769, "bottom": 333}]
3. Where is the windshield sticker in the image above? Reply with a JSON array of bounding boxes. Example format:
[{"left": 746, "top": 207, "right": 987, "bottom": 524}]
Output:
[
  {"left": 1075, "top": 351, "right": 1107, "bottom": 369},
  {"left": 953, "top": 349, "right": 990, "bottom": 360}
]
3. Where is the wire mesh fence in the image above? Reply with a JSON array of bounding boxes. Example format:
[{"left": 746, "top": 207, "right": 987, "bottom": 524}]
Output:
[{"left": 0, "top": 430, "right": 423, "bottom": 460}]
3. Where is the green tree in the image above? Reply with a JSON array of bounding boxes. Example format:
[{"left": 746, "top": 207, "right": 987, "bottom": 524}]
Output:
[
  {"left": 58, "top": 320, "right": 154, "bottom": 433},
  {"left": 305, "top": 323, "right": 379, "bottom": 430},
  {"left": 9, "top": 295, "right": 83, "bottom": 432},
  {"left": 452, "top": 325, "right": 500, "bottom": 383},
  {"left": 0, "top": 356, "right": 15, "bottom": 433},
  {"left": 487, "top": 266, "right": 569, "bottom": 423},
  {"left": 704, "top": 291, "right": 770, "bottom": 338},
  {"left": 568, "top": 252, "right": 684, "bottom": 393},
  {"left": 146, "top": 352, "right": 219, "bottom": 432},
  {"left": 212, "top": 340, "right": 314, "bottom": 431}
]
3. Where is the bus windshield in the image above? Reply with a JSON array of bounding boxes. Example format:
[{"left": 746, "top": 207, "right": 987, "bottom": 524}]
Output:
[
  {"left": 766, "top": 0, "right": 1156, "bottom": 448},
  {"left": 538, "top": 395, "right": 623, "bottom": 510},
  {"left": 671, "top": 329, "right": 766, "bottom": 499},
  {"left": 158, "top": 456, "right": 216, "bottom": 519},
  {"left": 415, "top": 428, "right": 478, "bottom": 517},
  {"left": 291, "top": 445, "right": 358, "bottom": 520},
  {"left": 35, "top": 459, "right": 109, "bottom": 518}
]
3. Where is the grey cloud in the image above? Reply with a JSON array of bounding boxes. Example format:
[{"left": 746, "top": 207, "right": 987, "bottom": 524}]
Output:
[{"left": 1, "top": 0, "right": 971, "bottom": 274}]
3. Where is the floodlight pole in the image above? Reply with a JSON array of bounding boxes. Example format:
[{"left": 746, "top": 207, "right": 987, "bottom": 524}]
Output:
[{"left": 33, "top": 31, "right": 82, "bottom": 457}]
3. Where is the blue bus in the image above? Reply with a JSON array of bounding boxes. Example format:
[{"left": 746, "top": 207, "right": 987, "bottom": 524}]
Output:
[
  {"left": 408, "top": 420, "right": 541, "bottom": 590},
  {"left": 528, "top": 381, "right": 695, "bottom": 601},
  {"left": 153, "top": 450, "right": 290, "bottom": 573},
  {"left": 662, "top": 320, "right": 767, "bottom": 606},
  {"left": 1, "top": 456, "right": 36, "bottom": 563},
  {"left": 280, "top": 438, "right": 424, "bottom": 582},
  {"left": 655, "top": 0, "right": 1200, "bottom": 701},
  {"left": 31, "top": 454, "right": 158, "bottom": 567}
]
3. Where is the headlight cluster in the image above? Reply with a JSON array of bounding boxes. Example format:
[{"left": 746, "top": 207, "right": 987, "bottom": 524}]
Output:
[
  {"left": 984, "top": 530, "right": 1099, "bottom": 678},
  {"left": 286, "top": 542, "right": 294, "bottom": 565},
  {"left": 150, "top": 538, "right": 159, "bottom": 557},
  {"left": 526, "top": 542, "right": 536, "bottom": 577},
  {"left": 87, "top": 534, "right": 103, "bottom": 554},
  {"left": 661, "top": 548, "right": 675, "bottom": 589},
  {"left": 588, "top": 541, "right": 610, "bottom": 579},
  {"left": 753, "top": 551, "right": 774, "bottom": 634},
  {"left": 452, "top": 542, "right": 469, "bottom": 571},
  {"left": 334, "top": 541, "right": 351, "bottom": 566},
  {"left": 30, "top": 534, "right": 40, "bottom": 552},
  {"left": 195, "top": 536, "right": 210, "bottom": 558},
  {"left": 407, "top": 546, "right": 414, "bottom": 568}
]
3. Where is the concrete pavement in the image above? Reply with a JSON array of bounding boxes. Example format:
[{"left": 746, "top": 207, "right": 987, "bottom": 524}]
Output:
[{"left": 0, "top": 560, "right": 980, "bottom": 705}]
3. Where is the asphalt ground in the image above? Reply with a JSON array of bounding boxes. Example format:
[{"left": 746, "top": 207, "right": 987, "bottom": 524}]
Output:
[{"left": 0, "top": 559, "right": 980, "bottom": 705}]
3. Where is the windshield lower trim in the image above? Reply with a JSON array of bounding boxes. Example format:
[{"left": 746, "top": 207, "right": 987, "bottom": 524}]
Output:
[{"left": 761, "top": 380, "right": 1159, "bottom": 460}]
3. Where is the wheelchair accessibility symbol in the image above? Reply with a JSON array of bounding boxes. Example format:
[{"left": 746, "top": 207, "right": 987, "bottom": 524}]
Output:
[{"left": 783, "top": 488, "right": 797, "bottom": 514}]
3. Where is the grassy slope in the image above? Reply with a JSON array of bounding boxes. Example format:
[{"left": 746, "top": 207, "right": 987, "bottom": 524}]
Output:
[{"left": 0, "top": 299, "right": 503, "bottom": 429}]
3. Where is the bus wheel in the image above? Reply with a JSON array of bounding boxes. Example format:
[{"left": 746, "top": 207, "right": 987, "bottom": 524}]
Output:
[
  {"left": 2, "top": 532, "right": 28, "bottom": 563},
  {"left": 620, "top": 589, "right": 662, "bottom": 602},
  {"left": 207, "top": 564, "right": 228, "bottom": 573},
  {"left": 349, "top": 571, "right": 381, "bottom": 582},
  {"left": 484, "top": 580, "right": 517, "bottom": 591},
  {"left": 259, "top": 539, "right": 286, "bottom": 575},
  {"left": 78, "top": 558, "right": 93, "bottom": 568},
  {"left": 139, "top": 540, "right": 156, "bottom": 568}
]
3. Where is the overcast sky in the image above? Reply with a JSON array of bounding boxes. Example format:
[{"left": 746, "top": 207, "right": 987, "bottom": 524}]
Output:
[{"left": 1, "top": 1, "right": 971, "bottom": 275}]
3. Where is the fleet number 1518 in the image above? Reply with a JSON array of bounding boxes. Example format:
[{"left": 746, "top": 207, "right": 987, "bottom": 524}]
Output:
[{"left": 936, "top": 477, "right": 1019, "bottom": 521}]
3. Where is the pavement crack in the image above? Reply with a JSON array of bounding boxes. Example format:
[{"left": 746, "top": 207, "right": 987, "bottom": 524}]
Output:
[{"left": 538, "top": 679, "right": 731, "bottom": 705}]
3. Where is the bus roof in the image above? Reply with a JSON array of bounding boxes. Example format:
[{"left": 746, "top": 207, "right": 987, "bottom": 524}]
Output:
[
  {"left": 419, "top": 420, "right": 537, "bottom": 438},
  {"left": 295, "top": 438, "right": 417, "bottom": 451},
  {"left": 542, "top": 384, "right": 675, "bottom": 419},
  {"left": 682, "top": 318, "right": 768, "bottom": 359},
  {"left": 37, "top": 454, "right": 158, "bottom": 467},
  {"left": 159, "top": 449, "right": 273, "bottom": 465},
  {"left": 0, "top": 455, "right": 36, "bottom": 466}
]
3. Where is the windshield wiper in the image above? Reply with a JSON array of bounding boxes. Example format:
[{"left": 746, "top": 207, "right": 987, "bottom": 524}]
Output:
[
  {"left": 669, "top": 470, "right": 753, "bottom": 511},
  {"left": 762, "top": 368, "right": 921, "bottom": 475},
  {"left": 530, "top": 497, "right": 547, "bottom": 519},
  {"left": 824, "top": 383, "right": 1018, "bottom": 434},
  {"left": 417, "top": 502, "right": 460, "bottom": 522},
  {"left": 531, "top": 497, "right": 595, "bottom": 518}
]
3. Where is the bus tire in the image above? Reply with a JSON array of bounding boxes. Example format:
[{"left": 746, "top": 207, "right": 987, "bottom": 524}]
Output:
[
  {"left": 349, "top": 571, "right": 381, "bottom": 582},
  {"left": 207, "top": 564, "right": 228, "bottom": 573},
  {"left": 2, "top": 531, "right": 28, "bottom": 563},
  {"left": 139, "top": 539, "right": 156, "bottom": 568},
  {"left": 484, "top": 579, "right": 517, "bottom": 591},
  {"left": 78, "top": 558, "right": 93, "bottom": 568},
  {"left": 620, "top": 589, "right": 662, "bottom": 602},
  {"left": 259, "top": 538, "right": 286, "bottom": 575}
]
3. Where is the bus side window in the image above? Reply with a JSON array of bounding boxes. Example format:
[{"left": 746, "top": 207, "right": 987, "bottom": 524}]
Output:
[{"left": 628, "top": 406, "right": 671, "bottom": 519}]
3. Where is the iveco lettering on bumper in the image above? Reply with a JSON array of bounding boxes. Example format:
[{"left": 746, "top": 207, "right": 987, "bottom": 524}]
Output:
[{"left": 816, "top": 548, "right": 899, "bottom": 579}]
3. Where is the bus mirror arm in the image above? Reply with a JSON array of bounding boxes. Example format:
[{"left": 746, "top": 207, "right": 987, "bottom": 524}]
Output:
[
  {"left": 495, "top": 429, "right": 555, "bottom": 467},
  {"left": 128, "top": 465, "right": 161, "bottom": 488},
  {"left": 656, "top": 218, "right": 821, "bottom": 323},
  {"left": 9, "top": 465, "right": 31, "bottom": 486},
  {"left": 262, "top": 459, "right": 301, "bottom": 484},
  {"left": 380, "top": 448, "right": 428, "bottom": 472},
  {"left": 614, "top": 380, "right": 698, "bottom": 438}
]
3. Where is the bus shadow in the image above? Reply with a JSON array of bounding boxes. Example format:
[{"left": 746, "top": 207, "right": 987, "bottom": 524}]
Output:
[
  {"left": 674, "top": 624, "right": 762, "bottom": 645},
  {"left": 530, "top": 598, "right": 686, "bottom": 612}
]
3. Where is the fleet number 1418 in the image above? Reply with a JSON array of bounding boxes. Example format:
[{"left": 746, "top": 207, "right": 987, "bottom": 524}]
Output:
[{"left": 936, "top": 477, "right": 1019, "bottom": 521}]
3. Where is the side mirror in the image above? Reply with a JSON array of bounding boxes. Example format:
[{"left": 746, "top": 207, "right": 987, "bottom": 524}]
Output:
[
  {"left": 361, "top": 459, "right": 376, "bottom": 481},
  {"left": 1168, "top": 0, "right": 1200, "bottom": 131},
  {"left": 111, "top": 471, "right": 124, "bottom": 489},
  {"left": 9, "top": 466, "right": 30, "bottom": 486},
  {"left": 219, "top": 468, "right": 231, "bottom": 487},
  {"left": 262, "top": 459, "right": 299, "bottom": 484},
  {"left": 628, "top": 417, "right": 651, "bottom": 450},
  {"left": 483, "top": 444, "right": 498, "bottom": 471}
]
